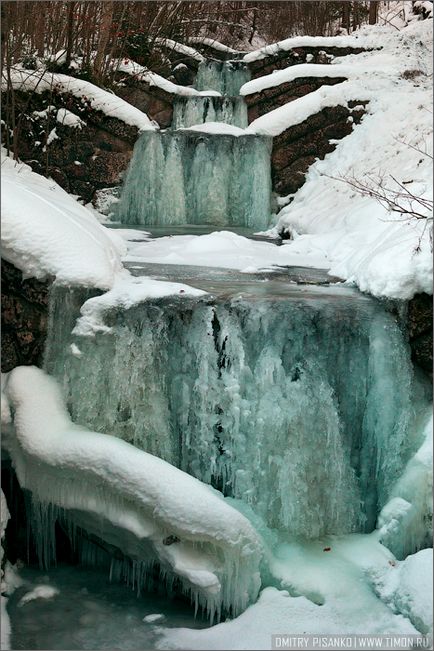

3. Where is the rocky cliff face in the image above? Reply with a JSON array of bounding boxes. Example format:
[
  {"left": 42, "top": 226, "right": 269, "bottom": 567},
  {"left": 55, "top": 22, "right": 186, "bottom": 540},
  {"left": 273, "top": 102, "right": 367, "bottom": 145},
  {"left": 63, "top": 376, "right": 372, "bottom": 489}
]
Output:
[{"left": 1, "top": 260, "right": 50, "bottom": 372}]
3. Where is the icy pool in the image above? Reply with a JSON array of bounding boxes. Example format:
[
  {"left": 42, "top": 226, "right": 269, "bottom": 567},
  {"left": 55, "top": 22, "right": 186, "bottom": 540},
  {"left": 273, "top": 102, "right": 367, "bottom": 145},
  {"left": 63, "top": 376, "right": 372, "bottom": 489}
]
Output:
[{"left": 7, "top": 565, "right": 206, "bottom": 650}]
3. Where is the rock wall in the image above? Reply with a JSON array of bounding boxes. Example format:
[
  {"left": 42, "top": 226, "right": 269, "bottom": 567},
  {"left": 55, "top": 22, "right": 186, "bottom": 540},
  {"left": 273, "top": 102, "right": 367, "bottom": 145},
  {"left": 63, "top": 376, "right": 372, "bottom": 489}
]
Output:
[
  {"left": 1, "top": 260, "right": 50, "bottom": 372},
  {"left": 4, "top": 90, "right": 137, "bottom": 203},
  {"left": 407, "top": 292, "right": 433, "bottom": 374},
  {"left": 245, "top": 75, "right": 347, "bottom": 122},
  {"left": 271, "top": 100, "right": 368, "bottom": 195}
]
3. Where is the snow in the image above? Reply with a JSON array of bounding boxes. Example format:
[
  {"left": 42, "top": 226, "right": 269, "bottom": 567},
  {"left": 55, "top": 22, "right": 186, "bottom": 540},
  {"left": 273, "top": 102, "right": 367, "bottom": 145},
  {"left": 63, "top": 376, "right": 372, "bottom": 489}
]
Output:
[
  {"left": 72, "top": 272, "right": 207, "bottom": 337},
  {"left": 240, "top": 63, "right": 351, "bottom": 96},
  {"left": 56, "top": 107, "right": 86, "bottom": 128},
  {"left": 124, "top": 230, "right": 328, "bottom": 272},
  {"left": 1, "top": 152, "right": 125, "bottom": 289},
  {"left": 267, "top": 20, "right": 433, "bottom": 299},
  {"left": 143, "top": 613, "right": 165, "bottom": 624},
  {"left": 182, "top": 122, "right": 247, "bottom": 137},
  {"left": 154, "top": 38, "right": 205, "bottom": 62},
  {"left": 371, "top": 549, "right": 433, "bottom": 636},
  {"left": 188, "top": 37, "right": 242, "bottom": 55},
  {"left": 18, "top": 585, "right": 60, "bottom": 607},
  {"left": 243, "top": 30, "right": 381, "bottom": 63},
  {"left": 115, "top": 58, "right": 220, "bottom": 97},
  {"left": 157, "top": 535, "right": 420, "bottom": 650},
  {"left": 5, "top": 365, "right": 262, "bottom": 619},
  {"left": 2, "top": 67, "right": 157, "bottom": 131}
]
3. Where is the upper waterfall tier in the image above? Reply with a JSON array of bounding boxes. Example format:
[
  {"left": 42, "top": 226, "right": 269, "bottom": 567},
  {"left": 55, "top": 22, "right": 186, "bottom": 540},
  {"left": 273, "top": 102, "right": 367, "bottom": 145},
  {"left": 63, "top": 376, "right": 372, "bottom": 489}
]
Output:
[
  {"left": 195, "top": 60, "right": 251, "bottom": 95},
  {"left": 44, "top": 275, "right": 418, "bottom": 540},
  {"left": 114, "top": 130, "right": 272, "bottom": 229},
  {"left": 172, "top": 96, "right": 248, "bottom": 128}
]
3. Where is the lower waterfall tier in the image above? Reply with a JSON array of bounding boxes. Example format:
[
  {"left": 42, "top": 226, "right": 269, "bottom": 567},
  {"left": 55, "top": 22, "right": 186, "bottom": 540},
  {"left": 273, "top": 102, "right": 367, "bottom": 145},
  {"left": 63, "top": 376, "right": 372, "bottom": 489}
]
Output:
[
  {"left": 172, "top": 96, "right": 248, "bottom": 129},
  {"left": 44, "top": 278, "right": 423, "bottom": 541},
  {"left": 114, "top": 131, "right": 272, "bottom": 229}
]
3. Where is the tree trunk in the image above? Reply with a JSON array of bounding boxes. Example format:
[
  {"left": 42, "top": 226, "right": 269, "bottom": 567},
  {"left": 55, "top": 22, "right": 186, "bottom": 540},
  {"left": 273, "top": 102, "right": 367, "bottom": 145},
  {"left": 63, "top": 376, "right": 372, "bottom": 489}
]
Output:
[
  {"left": 342, "top": 1, "right": 351, "bottom": 32},
  {"left": 65, "top": 1, "right": 75, "bottom": 67},
  {"left": 369, "top": 1, "right": 379, "bottom": 24},
  {"left": 93, "top": 1, "right": 114, "bottom": 81}
]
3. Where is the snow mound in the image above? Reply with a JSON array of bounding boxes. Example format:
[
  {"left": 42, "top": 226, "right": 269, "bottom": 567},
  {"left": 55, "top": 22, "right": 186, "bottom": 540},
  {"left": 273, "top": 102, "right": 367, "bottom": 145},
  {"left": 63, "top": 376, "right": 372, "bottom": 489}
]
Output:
[
  {"left": 3, "top": 68, "right": 157, "bottom": 132},
  {"left": 5, "top": 366, "right": 262, "bottom": 621},
  {"left": 1, "top": 154, "right": 125, "bottom": 289},
  {"left": 125, "top": 230, "right": 328, "bottom": 271}
]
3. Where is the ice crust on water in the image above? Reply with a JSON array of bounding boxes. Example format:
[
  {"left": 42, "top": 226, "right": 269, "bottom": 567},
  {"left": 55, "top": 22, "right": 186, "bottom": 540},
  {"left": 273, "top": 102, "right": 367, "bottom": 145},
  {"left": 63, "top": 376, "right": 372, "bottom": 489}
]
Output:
[
  {"left": 115, "top": 130, "right": 272, "bottom": 230},
  {"left": 172, "top": 96, "right": 248, "bottom": 129},
  {"left": 45, "top": 284, "right": 421, "bottom": 540},
  {"left": 5, "top": 366, "right": 262, "bottom": 621},
  {"left": 195, "top": 60, "right": 251, "bottom": 96}
]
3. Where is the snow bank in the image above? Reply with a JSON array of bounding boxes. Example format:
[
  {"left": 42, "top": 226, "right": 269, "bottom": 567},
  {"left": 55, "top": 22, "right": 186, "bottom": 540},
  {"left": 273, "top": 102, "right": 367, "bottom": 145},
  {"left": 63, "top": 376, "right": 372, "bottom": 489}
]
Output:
[
  {"left": 371, "top": 549, "right": 433, "bottom": 636},
  {"left": 5, "top": 366, "right": 262, "bottom": 620},
  {"left": 2, "top": 68, "right": 157, "bottom": 132},
  {"left": 115, "top": 59, "right": 220, "bottom": 97},
  {"left": 1, "top": 153, "right": 125, "bottom": 289},
  {"left": 271, "top": 20, "right": 433, "bottom": 299},
  {"left": 72, "top": 272, "right": 207, "bottom": 337}
]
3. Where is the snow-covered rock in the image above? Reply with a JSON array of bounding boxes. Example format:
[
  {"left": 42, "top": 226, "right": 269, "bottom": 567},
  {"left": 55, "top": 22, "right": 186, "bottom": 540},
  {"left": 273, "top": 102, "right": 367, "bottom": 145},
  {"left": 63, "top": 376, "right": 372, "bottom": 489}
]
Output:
[
  {"left": 4, "top": 366, "right": 263, "bottom": 620},
  {"left": 1, "top": 153, "right": 125, "bottom": 289}
]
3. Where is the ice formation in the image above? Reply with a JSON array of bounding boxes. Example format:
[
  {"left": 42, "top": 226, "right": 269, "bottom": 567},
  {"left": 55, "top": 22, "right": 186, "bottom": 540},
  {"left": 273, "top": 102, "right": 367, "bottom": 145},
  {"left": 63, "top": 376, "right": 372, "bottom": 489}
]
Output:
[
  {"left": 115, "top": 130, "right": 272, "bottom": 229},
  {"left": 195, "top": 60, "right": 251, "bottom": 96},
  {"left": 44, "top": 280, "right": 426, "bottom": 541},
  {"left": 5, "top": 366, "right": 262, "bottom": 621},
  {"left": 172, "top": 96, "right": 248, "bottom": 129},
  {"left": 377, "top": 409, "right": 433, "bottom": 559}
]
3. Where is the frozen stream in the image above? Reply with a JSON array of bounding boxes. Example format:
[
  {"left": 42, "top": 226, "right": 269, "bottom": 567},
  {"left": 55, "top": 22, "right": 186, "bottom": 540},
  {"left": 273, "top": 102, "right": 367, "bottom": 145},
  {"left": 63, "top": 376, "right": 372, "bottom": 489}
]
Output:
[{"left": 7, "top": 565, "right": 206, "bottom": 650}]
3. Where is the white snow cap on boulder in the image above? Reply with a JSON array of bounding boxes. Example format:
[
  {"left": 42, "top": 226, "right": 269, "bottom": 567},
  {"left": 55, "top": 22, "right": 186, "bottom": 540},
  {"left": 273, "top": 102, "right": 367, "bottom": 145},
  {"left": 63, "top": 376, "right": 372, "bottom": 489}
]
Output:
[
  {"left": 1, "top": 153, "right": 125, "bottom": 290},
  {"left": 5, "top": 366, "right": 262, "bottom": 620}
]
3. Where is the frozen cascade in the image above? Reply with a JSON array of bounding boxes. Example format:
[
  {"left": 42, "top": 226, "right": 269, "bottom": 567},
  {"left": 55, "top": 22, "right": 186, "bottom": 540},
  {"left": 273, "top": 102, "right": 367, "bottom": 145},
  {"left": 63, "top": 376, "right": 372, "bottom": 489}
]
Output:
[
  {"left": 172, "top": 96, "right": 248, "bottom": 129},
  {"left": 195, "top": 60, "right": 251, "bottom": 95},
  {"left": 44, "top": 280, "right": 419, "bottom": 540},
  {"left": 114, "top": 130, "right": 272, "bottom": 229}
]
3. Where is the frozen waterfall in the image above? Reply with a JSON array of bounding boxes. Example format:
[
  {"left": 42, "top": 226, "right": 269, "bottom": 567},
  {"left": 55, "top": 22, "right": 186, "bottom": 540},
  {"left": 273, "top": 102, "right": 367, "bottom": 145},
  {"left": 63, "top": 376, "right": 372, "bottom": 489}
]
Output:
[
  {"left": 172, "top": 96, "right": 248, "bottom": 129},
  {"left": 114, "top": 130, "right": 272, "bottom": 229},
  {"left": 195, "top": 60, "right": 251, "bottom": 95},
  {"left": 44, "top": 276, "right": 421, "bottom": 541}
]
